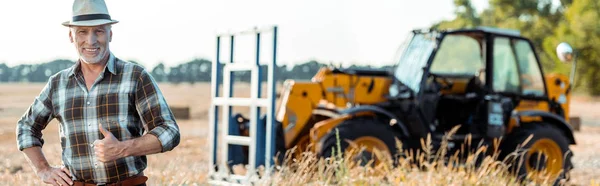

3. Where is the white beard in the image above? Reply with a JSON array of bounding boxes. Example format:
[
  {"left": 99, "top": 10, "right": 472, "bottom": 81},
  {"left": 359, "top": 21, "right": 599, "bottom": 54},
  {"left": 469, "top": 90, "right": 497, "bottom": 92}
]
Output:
[{"left": 80, "top": 51, "right": 108, "bottom": 64}]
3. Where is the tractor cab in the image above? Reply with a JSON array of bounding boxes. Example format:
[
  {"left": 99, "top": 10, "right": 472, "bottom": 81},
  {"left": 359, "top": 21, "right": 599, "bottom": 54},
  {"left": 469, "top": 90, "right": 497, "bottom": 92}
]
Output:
[
  {"left": 377, "top": 28, "right": 575, "bottom": 181},
  {"left": 388, "top": 28, "right": 566, "bottom": 142}
]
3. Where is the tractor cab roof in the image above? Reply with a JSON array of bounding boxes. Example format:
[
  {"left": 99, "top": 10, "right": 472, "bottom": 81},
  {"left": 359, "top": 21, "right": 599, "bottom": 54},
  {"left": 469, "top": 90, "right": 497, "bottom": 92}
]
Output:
[
  {"left": 412, "top": 27, "right": 523, "bottom": 39},
  {"left": 444, "top": 27, "right": 521, "bottom": 37}
]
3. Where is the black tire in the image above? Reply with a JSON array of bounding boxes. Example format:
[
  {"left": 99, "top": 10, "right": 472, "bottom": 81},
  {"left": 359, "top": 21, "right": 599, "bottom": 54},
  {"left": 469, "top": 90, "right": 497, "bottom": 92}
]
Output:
[
  {"left": 319, "top": 117, "right": 403, "bottom": 165},
  {"left": 499, "top": 123, "right": 573, "bottom": 184},
  {"left": 274, "top": 120, "right": 286, "bottom": 165}
]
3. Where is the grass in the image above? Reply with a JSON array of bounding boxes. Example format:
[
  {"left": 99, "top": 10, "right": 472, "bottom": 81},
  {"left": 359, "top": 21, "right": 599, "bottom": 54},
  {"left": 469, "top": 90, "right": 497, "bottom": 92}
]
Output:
[
  {"left": 1, "top": 122, "right": 596, "bottom": 186},
  {"left": 1, "top": 83, "right": 599, "bottom": 185},
  {"left": 228, "top": 126, "right": 593, "bottom": 186}
]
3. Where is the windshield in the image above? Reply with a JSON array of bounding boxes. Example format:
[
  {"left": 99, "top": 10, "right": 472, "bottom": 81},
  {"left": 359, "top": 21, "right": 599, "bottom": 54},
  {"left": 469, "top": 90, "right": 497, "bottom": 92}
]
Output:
[
  {"left": 430, "top": 34, "right": 484, "bottom": 76},
  {"left": 390, "top": 32, "right": 436, "bottom": 96}
]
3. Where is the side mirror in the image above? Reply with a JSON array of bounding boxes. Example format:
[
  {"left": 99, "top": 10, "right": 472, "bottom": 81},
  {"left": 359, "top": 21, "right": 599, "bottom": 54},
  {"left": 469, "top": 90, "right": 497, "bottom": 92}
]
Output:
[
  {"left": 556, "top": 42, "right": 577, "bottom": 90},
  {"left": 556, "top": 42, "right": 574, "bottom": 63}
]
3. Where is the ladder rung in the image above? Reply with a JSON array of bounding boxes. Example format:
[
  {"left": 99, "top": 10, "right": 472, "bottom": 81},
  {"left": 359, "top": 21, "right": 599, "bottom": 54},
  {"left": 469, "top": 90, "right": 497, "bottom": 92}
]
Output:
[
  {"left": 225, "top": 135, "right": 251, "bottom": 146},
  {"left": 213, "top": 97, "right": 270, "bottom": 107}
]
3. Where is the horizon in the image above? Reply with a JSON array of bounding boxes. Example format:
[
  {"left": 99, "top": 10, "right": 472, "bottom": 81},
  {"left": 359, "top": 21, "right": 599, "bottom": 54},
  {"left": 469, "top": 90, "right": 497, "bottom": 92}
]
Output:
[{"left": 0, "top": 0, "right": 490, "bottom": 69}]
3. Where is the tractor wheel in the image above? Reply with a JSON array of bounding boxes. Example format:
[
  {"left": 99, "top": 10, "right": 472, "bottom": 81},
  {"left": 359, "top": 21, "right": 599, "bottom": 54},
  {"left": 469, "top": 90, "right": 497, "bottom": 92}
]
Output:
[
  {"left": 319, "top": 117, "right": 403, "bottom": 166},
  {"left": 500, "top": 123, "right": 573, "bottom": 183},
  {"left": 274, "top": 120, "right": 286, "bottom": 165}
]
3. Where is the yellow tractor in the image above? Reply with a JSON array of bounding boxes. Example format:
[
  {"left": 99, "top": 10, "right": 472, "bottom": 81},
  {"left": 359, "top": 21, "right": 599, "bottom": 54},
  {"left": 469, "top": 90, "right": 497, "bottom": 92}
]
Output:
[{"left": 234, "top": 28, "right": 576, "bottom": 181}]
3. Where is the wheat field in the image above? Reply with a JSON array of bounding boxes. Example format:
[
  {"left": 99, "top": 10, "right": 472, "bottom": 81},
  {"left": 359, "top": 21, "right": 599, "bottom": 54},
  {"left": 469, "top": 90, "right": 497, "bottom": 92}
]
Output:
[{"left": 0, "top": 83, "right": 599, "bottom": 185}]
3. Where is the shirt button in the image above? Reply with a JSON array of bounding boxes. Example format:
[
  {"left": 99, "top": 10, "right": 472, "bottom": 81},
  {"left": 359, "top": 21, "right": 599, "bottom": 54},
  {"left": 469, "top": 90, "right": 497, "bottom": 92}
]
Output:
[
  {"left": 87, "top": 101, "right": 90, "bottom": 105},
  {"left": 90, "top": 143, "right": 94, "bottom": 147}
]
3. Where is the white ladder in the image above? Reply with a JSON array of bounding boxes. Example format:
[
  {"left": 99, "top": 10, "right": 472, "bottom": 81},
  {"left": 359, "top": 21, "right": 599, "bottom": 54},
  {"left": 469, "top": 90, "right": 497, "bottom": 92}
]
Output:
[{"left": 208, "top": 26, "right": 278, "bottom": 185}]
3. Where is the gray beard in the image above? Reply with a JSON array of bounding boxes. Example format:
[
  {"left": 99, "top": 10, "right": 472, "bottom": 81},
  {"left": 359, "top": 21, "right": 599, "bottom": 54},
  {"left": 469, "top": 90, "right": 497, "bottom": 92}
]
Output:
[{"left": 80, "top": 53, "right": 107, "bottom": 64}]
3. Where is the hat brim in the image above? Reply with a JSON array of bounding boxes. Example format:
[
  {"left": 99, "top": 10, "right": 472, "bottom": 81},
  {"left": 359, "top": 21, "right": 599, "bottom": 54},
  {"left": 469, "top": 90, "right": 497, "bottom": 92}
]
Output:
[{"left": 62, "top": 19, "right": 118, "bottom": 27}]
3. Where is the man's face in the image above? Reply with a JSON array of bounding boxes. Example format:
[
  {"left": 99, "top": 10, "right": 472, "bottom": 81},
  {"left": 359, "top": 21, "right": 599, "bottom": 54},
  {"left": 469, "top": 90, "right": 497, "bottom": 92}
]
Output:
[{"left": 69, "top": 25, "right": 112, "bottom": 64}]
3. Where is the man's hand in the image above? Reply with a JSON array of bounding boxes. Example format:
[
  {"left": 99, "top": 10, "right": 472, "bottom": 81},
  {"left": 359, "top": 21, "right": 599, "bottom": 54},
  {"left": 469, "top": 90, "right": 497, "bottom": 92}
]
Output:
[
  {"left": 93, "top": 124, "right": 126, "bottom": 162},
  {"left": 37, "top": 166, "right": 73, "bottom": 186}
]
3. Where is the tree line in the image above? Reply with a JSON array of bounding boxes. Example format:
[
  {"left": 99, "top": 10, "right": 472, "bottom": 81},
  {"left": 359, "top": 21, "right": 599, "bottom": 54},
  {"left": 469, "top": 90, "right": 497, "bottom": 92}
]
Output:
[
  {"left": 0, "top": 59, "right": 393, "bottom": 84},
  {"left": 3, "top": 0, "right": 598, "bottom": 94}
]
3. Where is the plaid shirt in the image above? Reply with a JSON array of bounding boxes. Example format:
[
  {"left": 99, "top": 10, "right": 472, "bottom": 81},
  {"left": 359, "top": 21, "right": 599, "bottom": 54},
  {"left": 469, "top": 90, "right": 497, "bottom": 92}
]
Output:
[{"left": 16, "top": 53, "right": 180, "bottom": 183}]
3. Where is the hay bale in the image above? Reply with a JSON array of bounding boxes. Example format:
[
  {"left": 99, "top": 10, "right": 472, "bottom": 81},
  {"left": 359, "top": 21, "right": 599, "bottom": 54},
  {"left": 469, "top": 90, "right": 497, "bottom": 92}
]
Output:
[
  {"left": 171, "top": 106, "right": 190, "bottom": 120},
  {"left": 568, "top": 117, "right": 581, "bottom": 131}
]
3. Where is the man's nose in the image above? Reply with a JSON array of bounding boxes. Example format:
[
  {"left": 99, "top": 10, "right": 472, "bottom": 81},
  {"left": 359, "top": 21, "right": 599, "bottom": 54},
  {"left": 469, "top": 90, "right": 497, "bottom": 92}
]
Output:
[{"left": 85, "top": 32, "right": 97, "bottom": 45}]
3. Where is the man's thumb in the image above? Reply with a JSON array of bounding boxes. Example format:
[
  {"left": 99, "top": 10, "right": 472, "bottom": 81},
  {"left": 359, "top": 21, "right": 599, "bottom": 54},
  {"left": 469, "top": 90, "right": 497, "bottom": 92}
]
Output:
[{"left": 99, "top": 124, "right": 112, "bottom": 138}]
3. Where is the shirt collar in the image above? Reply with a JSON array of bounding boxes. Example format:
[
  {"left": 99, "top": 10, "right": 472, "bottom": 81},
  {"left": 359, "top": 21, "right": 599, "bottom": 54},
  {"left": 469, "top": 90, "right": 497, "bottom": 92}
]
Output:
[{"left": 68, "top": 52, "right": 117, "bottom": 78}]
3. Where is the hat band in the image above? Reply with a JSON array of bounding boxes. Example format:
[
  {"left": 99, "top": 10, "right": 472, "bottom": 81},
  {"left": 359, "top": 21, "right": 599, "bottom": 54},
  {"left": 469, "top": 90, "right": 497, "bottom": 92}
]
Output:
[{"left": 72, "top": 14, "right": 112, "bottom": 22}]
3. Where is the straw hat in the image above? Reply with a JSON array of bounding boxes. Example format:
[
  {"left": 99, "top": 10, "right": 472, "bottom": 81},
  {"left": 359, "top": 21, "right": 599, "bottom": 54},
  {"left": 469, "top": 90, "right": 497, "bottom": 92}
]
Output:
[{"left": 62, "top": 0, "right": 118, "bottom": 27}]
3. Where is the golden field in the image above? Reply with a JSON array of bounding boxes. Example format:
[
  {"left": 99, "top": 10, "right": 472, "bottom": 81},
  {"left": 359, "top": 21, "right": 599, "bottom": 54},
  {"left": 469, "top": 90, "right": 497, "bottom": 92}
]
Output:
[{"left": 0, "top": 83, "right": 599, "bottom": 185}]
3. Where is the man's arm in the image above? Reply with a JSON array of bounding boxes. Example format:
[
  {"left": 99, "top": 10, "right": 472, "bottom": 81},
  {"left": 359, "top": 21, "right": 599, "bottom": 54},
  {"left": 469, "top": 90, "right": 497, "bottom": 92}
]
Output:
[
  {"left": 17, "top": 79, "right": 72, "bottom": 185},
  {"left": 94, "top": 126, "right": 164, "bottom": 162},
  {"left": 133, "top": 68, "right": 180, "bottom": 152},
  {"left": 22, "top": 147, "right": 73, "bottom": 186},
  {"left": 94, "top": 68, "right": 180, "bottom": 162},
  {"left": 122, "top": 133, "right": 163, "bottom": 156},
  {"left": 22, "top": 147, "right": 51, "bottom": 173},
  {"left": 17, "top": 80, "right": 54, "bottom": 151}
]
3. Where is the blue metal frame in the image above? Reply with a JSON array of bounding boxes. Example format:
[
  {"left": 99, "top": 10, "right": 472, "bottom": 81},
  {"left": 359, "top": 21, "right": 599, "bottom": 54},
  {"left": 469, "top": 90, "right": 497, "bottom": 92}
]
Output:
[
  {"left": 255, "top": 31, "right": 265, "bottom": 167},
  {"left": 209, "top": 26, "right": 278, "bottom": 181},
  {"left": 226, "top": 35, "right": 243, "bottom": 166},
  {"left": 210, "top": 36, "right": 222, "bottom": 169}
]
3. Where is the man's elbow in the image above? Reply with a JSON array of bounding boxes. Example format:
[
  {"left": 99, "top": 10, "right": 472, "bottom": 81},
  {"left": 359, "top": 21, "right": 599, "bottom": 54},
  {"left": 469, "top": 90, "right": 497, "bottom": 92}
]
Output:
[
  {"left": 16, "top": 129, "right": 44, "bottom": 151},
  {"left": 173, "top": 132, "right": 181, "bottom": 150},
  {"left": 168, "top": 128, "right": 181, "bottom": 151},
  {"left": 152, "top": 124, "right": 181, "bottom": 152}
]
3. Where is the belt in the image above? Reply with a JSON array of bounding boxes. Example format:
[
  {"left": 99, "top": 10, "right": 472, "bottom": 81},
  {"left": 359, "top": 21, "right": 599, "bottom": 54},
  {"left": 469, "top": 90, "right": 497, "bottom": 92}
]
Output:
[{"left": 72, "top": 175, "right": 148, "bottom": 186}]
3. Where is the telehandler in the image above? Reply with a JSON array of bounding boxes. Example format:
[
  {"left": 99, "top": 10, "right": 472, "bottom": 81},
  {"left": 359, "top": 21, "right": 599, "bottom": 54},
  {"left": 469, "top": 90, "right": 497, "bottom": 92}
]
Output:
[{"left": 233, "top": 27, "right": 576, "bottom": 181}]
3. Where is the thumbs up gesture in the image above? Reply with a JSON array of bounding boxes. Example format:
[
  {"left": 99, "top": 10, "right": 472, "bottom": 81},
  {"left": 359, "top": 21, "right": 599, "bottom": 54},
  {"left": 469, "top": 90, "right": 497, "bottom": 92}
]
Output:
[{"left": 93, "top": 124, "right": 125, "bottom": 162}]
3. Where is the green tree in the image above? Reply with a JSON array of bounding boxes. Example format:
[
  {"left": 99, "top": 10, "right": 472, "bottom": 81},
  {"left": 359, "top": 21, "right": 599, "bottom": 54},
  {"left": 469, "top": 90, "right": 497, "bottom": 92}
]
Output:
[
  {"left": 430, "top": 0, "right": 600, "bottom": 94},
  {"left": 485, "top": 0, "right": 565, "bottom": 70},
  {"left": 0, "top": 63, "right": 9, "bottom": 82},
  {"left": 432, "top": 0, "right": 481, "bottom": 29},
  {"left": 151, "top": 63, "right": 167, "bottom": 82},
  {"left": 543, "top": 0, "right": 600, "bottom": 94}
]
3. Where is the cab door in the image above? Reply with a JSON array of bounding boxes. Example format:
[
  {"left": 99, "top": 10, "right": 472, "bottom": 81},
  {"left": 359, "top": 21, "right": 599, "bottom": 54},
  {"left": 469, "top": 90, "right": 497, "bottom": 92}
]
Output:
[{"left": 491, "top": 36, "right": 549, "bottom": 112}]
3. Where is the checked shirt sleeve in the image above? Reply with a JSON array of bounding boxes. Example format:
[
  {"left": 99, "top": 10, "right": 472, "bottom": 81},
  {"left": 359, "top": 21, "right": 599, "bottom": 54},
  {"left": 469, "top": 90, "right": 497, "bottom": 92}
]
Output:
[
  {"left": 135, "top": 69, "right": 180, "bottom": 152},
  {"left": 16, "top": 79, "right": 54, "bottom": 151}
]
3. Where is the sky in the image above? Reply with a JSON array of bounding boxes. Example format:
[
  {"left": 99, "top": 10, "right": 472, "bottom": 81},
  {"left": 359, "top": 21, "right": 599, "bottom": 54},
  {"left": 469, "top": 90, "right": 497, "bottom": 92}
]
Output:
[{"left": 0, "top": 0, "right": 490, "bottom": 69}]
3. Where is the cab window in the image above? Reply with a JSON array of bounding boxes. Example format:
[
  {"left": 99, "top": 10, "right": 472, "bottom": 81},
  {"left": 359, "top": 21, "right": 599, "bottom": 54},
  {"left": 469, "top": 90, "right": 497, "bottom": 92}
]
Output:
[
  {"left": 493, "top": 38, "right": 521, "bottom": 94},
  {"left": 430, "top": 34, "right": 484, "bottom": 76},
  {"left": 513, "top": 40, "right": 545, "bottom": 96}
]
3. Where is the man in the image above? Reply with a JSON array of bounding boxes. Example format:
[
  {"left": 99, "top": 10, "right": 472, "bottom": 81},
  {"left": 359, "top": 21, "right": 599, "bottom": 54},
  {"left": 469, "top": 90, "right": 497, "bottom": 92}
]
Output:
[{"left": 16, "top": 0, "right": 180, "bottom": 185}]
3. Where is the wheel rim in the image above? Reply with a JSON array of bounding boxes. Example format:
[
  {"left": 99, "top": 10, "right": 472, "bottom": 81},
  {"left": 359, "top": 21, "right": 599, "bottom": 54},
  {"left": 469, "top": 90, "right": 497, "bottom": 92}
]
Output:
[
  {"left": 346, "top": 136, "right": 391, "bottom": 166},
  {"left": 525, "top": 138, "right": 564, "bottom": 180}
]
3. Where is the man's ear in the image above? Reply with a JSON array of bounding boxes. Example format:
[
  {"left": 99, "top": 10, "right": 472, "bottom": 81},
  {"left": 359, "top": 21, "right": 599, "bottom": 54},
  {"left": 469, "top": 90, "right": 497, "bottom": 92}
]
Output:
[
  {"left": 109, "top": 30, "right": 113, "bottom": 42},
  {"left": 68, "top": 30, "right": 74, "bottom": 43}
]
